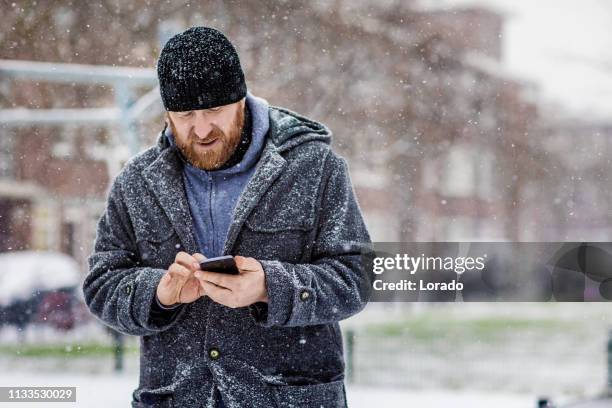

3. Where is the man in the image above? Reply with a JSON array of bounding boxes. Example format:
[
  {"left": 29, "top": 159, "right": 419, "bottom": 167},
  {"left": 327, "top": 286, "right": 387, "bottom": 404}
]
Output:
[{"left": 83, "top": 26, "right": 372, "bottom": 408}]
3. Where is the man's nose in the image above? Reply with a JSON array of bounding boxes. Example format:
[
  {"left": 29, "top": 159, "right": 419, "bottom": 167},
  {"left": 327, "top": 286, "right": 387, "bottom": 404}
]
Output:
[{"left": 193, "top": 116, "right": 213, "bottom": 139}]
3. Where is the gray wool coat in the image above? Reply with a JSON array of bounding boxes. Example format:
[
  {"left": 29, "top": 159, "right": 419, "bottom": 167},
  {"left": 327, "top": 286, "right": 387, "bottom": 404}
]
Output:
[{"left": 82, "top": 103, "right": 373, "bottom": 408}]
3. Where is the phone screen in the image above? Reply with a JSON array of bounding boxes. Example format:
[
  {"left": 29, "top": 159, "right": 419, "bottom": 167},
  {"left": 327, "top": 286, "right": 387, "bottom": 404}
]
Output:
[{"left": 199, "top": 255, "right": 239, "bottom": 275}]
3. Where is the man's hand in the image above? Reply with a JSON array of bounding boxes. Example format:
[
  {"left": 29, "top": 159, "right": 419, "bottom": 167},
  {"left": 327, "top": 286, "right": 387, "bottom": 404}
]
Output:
[
  {"left": 156, "top": 252, "right": 207, "bottom": 306},
  {"left": 194, "top": 255, "right": 268, "bottom": 308}
]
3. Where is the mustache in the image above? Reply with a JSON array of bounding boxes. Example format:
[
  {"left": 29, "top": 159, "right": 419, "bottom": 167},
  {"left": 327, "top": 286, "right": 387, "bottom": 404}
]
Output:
[{"left": 189, "top": 126, "right": 225, "bottom": 143}]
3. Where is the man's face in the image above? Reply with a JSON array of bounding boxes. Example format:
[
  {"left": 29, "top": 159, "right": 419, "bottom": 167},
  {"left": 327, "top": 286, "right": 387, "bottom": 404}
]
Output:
[{"left": 166, "top": 98, "right": 245, "bottom": 170}]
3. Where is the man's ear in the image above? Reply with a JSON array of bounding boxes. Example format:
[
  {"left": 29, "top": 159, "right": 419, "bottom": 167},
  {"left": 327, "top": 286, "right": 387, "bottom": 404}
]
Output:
[{"left": 163, "top": 112, "right": 172, "bottom": 133}]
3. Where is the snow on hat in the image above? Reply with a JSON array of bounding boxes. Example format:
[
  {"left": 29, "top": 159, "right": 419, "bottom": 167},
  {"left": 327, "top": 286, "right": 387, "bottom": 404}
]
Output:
[{"left": 157, "top": 26, "right": 247, "bottom": 112}]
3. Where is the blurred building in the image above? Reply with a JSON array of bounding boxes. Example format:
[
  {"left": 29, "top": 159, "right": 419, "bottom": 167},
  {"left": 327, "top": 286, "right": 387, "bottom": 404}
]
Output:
[
  {"left": 527, "top": 118, "right": 612, "bottom": 240},
  {"left": 333, "top": 5, "right": 556, "bottom": 242},
  {"left": 0, "top": 0, "right": 595, "bottom": 274},
  {"left": 0, "top": 125, "right": 108, "bottom": 267}
]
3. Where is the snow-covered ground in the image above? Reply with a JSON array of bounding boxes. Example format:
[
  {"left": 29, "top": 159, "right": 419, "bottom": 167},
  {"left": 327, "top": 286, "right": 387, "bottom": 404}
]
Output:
[
  {"left": 1, "top": 302, "right": 609, "bottom": 406},
  {"left": 341, "top": 302, "right": 612, "bottom": 398},
  {"left": 0, "top": 371, "right": 540, "bottom": 407}
]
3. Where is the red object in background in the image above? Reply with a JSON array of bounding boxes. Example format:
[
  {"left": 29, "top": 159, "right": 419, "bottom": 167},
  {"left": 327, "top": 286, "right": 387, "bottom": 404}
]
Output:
[{"left": 36, "top": 291, "right": 75, "bottom": 331}]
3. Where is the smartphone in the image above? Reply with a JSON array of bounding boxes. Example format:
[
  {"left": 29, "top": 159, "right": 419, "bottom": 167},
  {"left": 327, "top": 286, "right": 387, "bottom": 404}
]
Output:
[{"left": 199, "top": 255, "right": 239, "bottom": 275}]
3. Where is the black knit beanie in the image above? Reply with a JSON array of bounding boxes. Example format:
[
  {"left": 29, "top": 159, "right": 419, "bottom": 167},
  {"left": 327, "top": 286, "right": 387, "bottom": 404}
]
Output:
[{"left": 157, "top": 26, "right": 247, "bottom": 112}]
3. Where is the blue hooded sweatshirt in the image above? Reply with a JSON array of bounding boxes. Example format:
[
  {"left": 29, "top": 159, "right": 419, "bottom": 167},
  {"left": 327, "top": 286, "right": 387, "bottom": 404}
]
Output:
[{"left": 164, "top": 91, "right": 270, "bottom": 259}]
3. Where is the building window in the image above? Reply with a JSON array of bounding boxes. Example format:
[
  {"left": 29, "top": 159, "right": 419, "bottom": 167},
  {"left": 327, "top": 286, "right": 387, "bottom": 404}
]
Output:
[
  {"left": 476, "top": 150, "right": 495, "bottom": 199},
  {"left": 442, "top": 145, "right": 475, "bottom": 197},
  {"left": 0, "top": 132, "right": 15, "bottom": 179}
]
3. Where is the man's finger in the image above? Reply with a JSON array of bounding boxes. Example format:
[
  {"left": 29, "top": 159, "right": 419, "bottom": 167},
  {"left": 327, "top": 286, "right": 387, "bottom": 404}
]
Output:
[
  {"left": 234, "top": 255, "right": 258, "bottom": 272},
  {"left": 195, "top": 271, "right": 236, "bottom": 289},
  {"left": 168, "top": 263, "right": 192, "bottom": 281},
  {"left": 199, "top": 280, "right": 231, "bottom": 304},
  {"left": 234, "top": 255, "right": 246, "bottom": 270},
  {"left": 193, "top": 253, "right": 207, "bottom": 263},
  {"left": 175, "top": 251, "right": 199, "bottom": 271},
  {"left": 159, "top": 271, "right": 173, "bottom": 286}
]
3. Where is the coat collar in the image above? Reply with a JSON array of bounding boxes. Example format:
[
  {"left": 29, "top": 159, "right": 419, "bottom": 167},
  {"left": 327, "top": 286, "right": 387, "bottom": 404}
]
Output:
[
  {"left": 222, "top": 139, "right": 286, "bottom": 255},
  {"left": 141, "top": 146, "right": 199, "bottom": 254}
]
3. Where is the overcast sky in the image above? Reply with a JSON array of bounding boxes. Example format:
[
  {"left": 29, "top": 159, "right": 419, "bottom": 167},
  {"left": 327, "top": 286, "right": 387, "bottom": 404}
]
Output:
[{"left": 427, "top": 0, "right": 612, "bottom": 122}]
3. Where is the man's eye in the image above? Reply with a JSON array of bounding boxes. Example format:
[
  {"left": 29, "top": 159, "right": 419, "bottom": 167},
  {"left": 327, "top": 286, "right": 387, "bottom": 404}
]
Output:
[{"left": 178, "top": 112, "right": 193, "bottom": 117}]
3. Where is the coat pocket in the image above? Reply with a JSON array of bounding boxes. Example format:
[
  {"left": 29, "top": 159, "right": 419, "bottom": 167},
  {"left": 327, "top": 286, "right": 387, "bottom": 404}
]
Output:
[
  {"left": 241, "top": 224, "right": 310, "bottom": 263},
  {"left": 269, "top": 379, "right": 347, "bottom": 408},
  {"left": 131, "top": 385, "right": 174, "bottom": 408},
  {"left": 136, "top": 231, "right": 180, "bottom": 268}
]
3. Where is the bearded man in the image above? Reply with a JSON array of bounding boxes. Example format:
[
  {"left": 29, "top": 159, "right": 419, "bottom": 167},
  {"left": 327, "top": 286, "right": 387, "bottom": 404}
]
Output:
[{"left": 83, "top": 26, "right": 372, "bottom": 408}]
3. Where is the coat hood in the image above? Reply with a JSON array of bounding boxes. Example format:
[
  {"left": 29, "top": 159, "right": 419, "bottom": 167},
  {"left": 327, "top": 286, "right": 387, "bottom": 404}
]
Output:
[{"left": 264, "top": 104, "right": 332, "bottom": 153}]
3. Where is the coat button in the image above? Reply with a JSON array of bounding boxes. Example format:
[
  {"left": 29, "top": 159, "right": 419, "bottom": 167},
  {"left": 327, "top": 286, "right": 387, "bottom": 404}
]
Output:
[
  {"left": 299, "top": 290, "right": 310, "bottom": 301},
  {"left": 124, "top": 285, "right": 132, "bottom": 295},
  {"left": 209, "top": 348, "right": 220, "bottom": 360}
]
